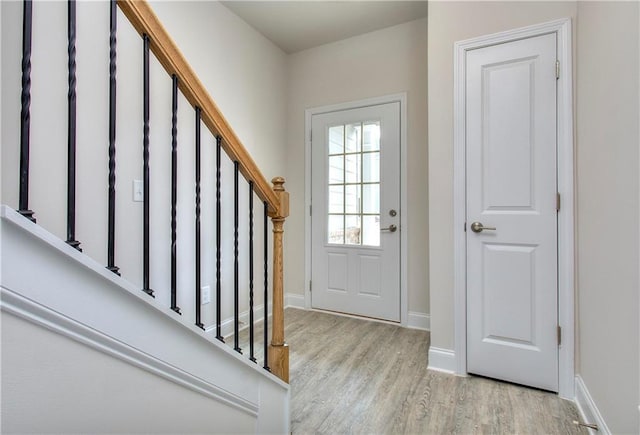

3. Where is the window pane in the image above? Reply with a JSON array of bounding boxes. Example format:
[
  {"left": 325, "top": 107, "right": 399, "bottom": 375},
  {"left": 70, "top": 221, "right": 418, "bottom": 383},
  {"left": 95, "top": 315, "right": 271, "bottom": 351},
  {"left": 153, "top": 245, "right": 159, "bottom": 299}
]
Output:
[
  {"left": 345, "top": 215, "right": 361, "bottom": 245},
  {"left": 345, "top": 154, "right": 361, "bottom": 184},
  {"left": 362, "top": 152, "right": 380, "bottom": 183},
  {"left": 345, "top": 123, "right": 361, "bottom": 153},
  {"left": 363, "top": 184, "right": 380, "bottom": 214},
  {"left": 328, "top": 185, "right": 343, "bottom": 214},
  {"left": 363, "top": 122, "right": 380, "bottom": 151},
  {"left": 328, "top": 155, "right": 344, "bottom": 184},
  {"left": 362, "top": 215, "right": 380, "bottom": 247},
  {"left": 345, "top": 184, "right": 360, "bottom": 214},
  {"left": 328, "top": 215, "right": 344, "bottom": 244},
  {"left": 328, "top": 125, "right": 344, "bottom": 155},
  {"left": 325, "top": 120, "right": 383, "bottom": 248}
]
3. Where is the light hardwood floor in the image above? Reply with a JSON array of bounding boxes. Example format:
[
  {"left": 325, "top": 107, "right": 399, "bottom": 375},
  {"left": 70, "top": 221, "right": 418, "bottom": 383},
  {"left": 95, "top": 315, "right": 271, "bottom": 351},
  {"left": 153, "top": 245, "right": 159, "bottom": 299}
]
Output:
[{"left": 234, "top": 308, "right": 586, "bottom": 434}]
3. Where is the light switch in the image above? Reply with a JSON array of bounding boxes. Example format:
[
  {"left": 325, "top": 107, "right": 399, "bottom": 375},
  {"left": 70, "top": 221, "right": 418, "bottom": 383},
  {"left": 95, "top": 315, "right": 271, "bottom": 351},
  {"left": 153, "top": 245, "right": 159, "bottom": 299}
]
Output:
[
  {"left": 133, "top": 180, "right": 143, "bottom": 202},
  {"left": 202, "top": 285, "right": 211, "bottom": 305}
]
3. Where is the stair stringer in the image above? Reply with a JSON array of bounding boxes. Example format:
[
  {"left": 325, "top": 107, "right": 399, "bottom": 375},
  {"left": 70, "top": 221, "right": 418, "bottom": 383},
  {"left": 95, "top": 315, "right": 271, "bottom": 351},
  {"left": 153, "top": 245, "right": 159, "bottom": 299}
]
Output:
[{"left": 0, "top": 205, "right": 289, "bottom": 434}]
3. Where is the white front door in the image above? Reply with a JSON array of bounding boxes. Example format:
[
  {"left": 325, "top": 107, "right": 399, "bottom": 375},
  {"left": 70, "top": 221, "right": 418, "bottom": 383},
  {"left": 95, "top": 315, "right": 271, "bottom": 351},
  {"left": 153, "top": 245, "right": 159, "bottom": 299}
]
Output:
[
  {"left": 311, "top": 102, "right": 401, "bottom": 322},
  {"left": 465, "top": 33, "right": 559, "bottom": 391}
]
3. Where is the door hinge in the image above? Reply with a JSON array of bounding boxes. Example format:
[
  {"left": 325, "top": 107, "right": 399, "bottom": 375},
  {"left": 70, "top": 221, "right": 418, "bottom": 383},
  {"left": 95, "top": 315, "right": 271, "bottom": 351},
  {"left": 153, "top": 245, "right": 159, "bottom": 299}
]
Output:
[
  {"left": 309, "top": 204, "right": 312, "bottom": 216},
  {"left": 310, "top": 129, "right": 313, "bottom": 142},
  {"left": 556, "top": 192, "right": 561, "bottom": 211},
  {"left": 309, "top": 280, "right": 312, "bottom": 292},
  {"left": 464, "top": 222, "right": 467, "bottom": 232},
  {"left": 557, "top": 325, "right": 562, "bottom": 346},
  {"left": 555, "top": 60, "right": 560, "bottom": 80}
]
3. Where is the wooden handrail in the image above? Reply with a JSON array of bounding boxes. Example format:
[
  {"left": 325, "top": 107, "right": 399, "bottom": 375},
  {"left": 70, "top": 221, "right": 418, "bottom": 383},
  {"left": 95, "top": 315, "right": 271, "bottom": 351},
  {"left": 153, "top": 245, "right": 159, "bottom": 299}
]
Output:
[{"left": 117, "top": 0, "right": 280, "bottom": 216}]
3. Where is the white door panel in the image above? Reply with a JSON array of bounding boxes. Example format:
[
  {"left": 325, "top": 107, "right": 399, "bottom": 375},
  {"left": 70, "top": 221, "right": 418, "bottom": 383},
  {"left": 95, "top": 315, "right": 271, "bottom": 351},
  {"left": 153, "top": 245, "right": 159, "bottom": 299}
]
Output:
[
  {"left": 466, "top": 33, "right": 558, "bottom": 391},
  {"left": 311, "top": 103, "right": 400, "bottom": 322}
]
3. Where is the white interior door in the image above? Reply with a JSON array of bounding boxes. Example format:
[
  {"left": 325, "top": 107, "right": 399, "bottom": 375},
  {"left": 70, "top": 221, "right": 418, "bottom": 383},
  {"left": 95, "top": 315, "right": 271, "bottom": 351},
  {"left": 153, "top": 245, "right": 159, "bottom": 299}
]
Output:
[
  {"left": 311, "top": 103, "right": 400, "bottom": 322},
  {"left": 465, "top": 33, "right": 559, "bottom": 391}
]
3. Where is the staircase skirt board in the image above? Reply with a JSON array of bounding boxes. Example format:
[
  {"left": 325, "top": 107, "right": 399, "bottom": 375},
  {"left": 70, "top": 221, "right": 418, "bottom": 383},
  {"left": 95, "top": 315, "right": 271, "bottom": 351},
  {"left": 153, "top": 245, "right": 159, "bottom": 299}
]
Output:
[{"left": 0, "top": 205, "right": 289, "bottom": 433}]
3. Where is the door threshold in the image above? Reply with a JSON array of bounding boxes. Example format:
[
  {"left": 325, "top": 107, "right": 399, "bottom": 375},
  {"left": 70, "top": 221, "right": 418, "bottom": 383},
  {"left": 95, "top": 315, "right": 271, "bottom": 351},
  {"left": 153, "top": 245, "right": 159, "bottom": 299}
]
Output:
[
  {"left": 309, "top": 307, "right": 401, "bottom": 326},
  {"left": 466, "top": 373, "right": 559, "bottom": 395}
]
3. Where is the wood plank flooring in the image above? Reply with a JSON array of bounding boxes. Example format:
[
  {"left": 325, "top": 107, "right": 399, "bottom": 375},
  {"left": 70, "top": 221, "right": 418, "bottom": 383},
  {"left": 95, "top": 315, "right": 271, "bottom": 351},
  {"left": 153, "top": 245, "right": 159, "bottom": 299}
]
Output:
[{"left": 283, "top": 308, "right": 586, "bottom": 435}]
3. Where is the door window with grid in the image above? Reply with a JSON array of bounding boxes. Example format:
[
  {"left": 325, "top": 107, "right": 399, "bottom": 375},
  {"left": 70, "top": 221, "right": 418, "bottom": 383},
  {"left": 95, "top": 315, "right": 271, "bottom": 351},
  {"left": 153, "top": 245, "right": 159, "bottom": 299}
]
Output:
[{"left": 327, "top": 121, "right": 381, "bottom": 247}]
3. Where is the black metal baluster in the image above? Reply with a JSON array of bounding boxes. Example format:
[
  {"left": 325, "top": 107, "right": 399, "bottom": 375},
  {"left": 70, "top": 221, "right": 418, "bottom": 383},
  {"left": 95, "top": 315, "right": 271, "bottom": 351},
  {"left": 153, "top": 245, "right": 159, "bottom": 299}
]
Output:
[
  {"left": 263, "top": 201, "right": 270, "bottom": 371},
  {"left": 215, "top": 135, "right": 224, "bottom": 342},
  {"left": 170, "top": 75, "right": 180, "bottom": 314},
  {"left": 141, "top": 34, "right": 154, "bottom": 297},
  {"left": 248, "top": 181, "right": 256, "bottom": 362},
  {"left": 18, "top": 0, "right": 35, "bottom": 222},
  {"left": 233, "top": 161, "right": 242, "bottom": 354},
  {"left": 195, "top": 107, "right": 204, "bottom": 330},
  {"left": 106, "top": 0, "right": 119, "bottom": 275},
  {"left": 66, "top": 0, "right": 80, "bottom": 250}
]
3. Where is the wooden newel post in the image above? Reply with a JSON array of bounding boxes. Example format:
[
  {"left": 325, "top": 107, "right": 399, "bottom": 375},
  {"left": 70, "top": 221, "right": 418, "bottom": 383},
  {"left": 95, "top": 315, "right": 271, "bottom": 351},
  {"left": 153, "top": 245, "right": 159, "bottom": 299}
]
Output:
[{"left": 269, "top": 176, "right": 289, "bottom": 382}]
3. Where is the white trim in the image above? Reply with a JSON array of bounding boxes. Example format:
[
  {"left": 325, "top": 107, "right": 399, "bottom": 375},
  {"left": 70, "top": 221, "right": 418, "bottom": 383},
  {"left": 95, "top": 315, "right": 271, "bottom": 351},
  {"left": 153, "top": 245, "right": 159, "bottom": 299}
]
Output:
[
  {"left": 304, "top": 93, "right": 409, "bottom": 326},
  {"left": 208, "top": 303, "right": 270, "bottom": 338},
  {"left": 1, "top": 286, "right": 259, "bottom": 417},
  {"left": 453, "top": 19, "right": 575, "bottom": 398},
  {"left": 205, "top": 293, "right": 306, "bottom": 338},
  {"left": 407, "top": 311, "right": 430, "bottom": 331},
  {"left": 575, "top": 375, "right": 611, "bottom": 435},
  {"left": 399, "top": 96, "right": 409, "bottom": 328},
  {"left": 555, "top": 18, "right": 575, "bottom": 400},
  {"left": 286, "top": 293, "right": 306, "bottom": 309},
  {"left": 427, "top": 347, "right": 456, "bottom": 374}
]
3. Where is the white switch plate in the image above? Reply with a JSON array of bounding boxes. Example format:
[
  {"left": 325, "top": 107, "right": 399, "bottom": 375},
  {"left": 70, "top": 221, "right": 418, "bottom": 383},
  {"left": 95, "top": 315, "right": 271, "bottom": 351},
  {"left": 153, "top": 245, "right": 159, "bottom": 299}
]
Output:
[
  {"left": 202, "top": 285, "right": 211, "bottom": 305},
  {"left": 133, "top": 180, "right": 143, "bottom": 202}
]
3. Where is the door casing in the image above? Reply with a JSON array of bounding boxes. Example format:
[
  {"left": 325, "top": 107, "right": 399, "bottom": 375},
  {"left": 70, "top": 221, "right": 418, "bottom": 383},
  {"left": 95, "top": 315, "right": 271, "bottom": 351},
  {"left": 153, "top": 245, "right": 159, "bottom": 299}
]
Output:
[
  {"left": 453, "top": 19, "right": 574, "bottom": 399},
  {"left": 305, "top": 93, "right": 408, "bottom": 326}
]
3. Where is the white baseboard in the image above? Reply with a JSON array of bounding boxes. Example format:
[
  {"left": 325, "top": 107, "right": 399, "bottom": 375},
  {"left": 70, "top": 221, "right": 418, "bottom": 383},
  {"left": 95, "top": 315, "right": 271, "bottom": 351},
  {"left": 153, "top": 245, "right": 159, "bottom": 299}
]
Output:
[
  {"left": 407, "top": 311, "right": 430, "bottom": 331},
  {"left": 284, "top": 299, "right": 430, "bottom": 330},
  {"left": 427, "top": 347, "right": 456, "bottom": 374},
  {"left": 208, "top": 293, "right": 307, "bottom": 338},
  {"left": 285, "top": 293, "right": 305, "bottom": 309},
  {"left": 207, "top": 304, "right": 270, "bottom": 338},
  {"left": 575, "top": 375, "right": 611, "bottom": 434}
]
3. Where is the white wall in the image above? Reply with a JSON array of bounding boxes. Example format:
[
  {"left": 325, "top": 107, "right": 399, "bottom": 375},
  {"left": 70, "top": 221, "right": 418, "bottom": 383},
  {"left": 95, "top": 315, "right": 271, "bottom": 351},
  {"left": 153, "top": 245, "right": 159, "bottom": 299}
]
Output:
[
  {"left": 1, "top": 1, "right": 288, "bottom": 329},
  {"left": 2, "top": 312, "right": 256, "bottom": 434},
  {"left": 575, "top": 2, "right": 639, "bottom": 433},
  {"left": 428, "top": 1, "right": 639, "bottom": 432},
  {"left": 285, "top": 18, "right": 429, "bottom": 316},
  {"left": 150, "top": 1, "right": 288, "bottom": 182}
]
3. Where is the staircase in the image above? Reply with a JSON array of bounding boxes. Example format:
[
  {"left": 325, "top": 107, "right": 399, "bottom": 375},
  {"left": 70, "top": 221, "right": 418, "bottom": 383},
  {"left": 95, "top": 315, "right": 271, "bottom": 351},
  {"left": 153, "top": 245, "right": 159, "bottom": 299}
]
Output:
[{"left": 1, "top": 1, "right": 290, "bottom": 432}]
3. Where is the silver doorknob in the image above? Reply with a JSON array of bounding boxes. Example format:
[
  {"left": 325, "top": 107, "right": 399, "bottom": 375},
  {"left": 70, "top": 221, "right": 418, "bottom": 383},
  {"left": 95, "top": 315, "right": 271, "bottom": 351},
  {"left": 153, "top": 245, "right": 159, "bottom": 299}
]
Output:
[
  {"left": 470, "top": 222, "right": 496, "bottom": 233},
  {"left": 381, "top": 224, "right": 397, "bottom": 233}
]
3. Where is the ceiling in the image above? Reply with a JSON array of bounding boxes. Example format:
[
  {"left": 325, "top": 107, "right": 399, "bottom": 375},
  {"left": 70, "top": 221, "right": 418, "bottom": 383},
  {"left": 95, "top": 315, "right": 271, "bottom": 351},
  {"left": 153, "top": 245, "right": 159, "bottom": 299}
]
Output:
[{"left": 220, "top": 1, "right": 428, "bottom": 54}]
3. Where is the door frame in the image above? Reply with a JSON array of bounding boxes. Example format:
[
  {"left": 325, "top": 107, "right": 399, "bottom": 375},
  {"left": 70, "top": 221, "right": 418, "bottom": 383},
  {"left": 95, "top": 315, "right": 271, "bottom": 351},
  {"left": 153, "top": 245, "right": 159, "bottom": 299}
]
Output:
[
  {"left": 304, "top": 93, "right": 408, "bottom": 325},
  {"left": 453, "top": 19, "right": 574, "bottom": 399}
]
